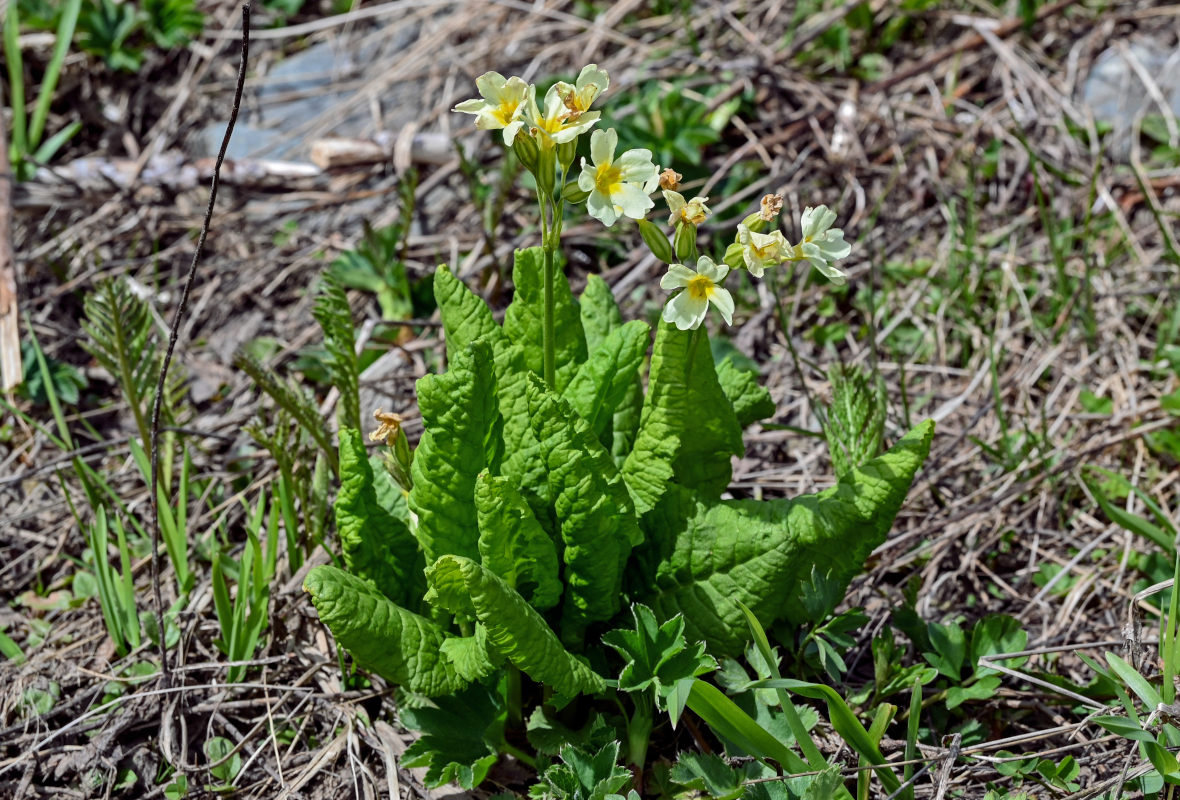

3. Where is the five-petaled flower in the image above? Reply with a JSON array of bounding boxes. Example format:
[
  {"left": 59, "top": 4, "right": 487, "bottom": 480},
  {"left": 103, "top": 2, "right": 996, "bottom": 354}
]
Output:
[
  {"left": 451, "top": 72, "right": 532, "bottom": 145},
  {"left": 554, "top": 64, "right": 609, "bottom": 120},
  {"left": 528, "top": 83, "right": 601, "bottom": 148},
  {"left": 795, "top": 205, "right": 852, "bottom": 285},
  {"left": 664, "top": 190, "right": 710, "bottom": 227},
  {"left": 660, "top": 256, "right": 734, "bottom": 330},
  {"left": 578, "top": 128, "right": 659, "bottom": 227},
  {"left": 736, "top": 224, "right": 790, "bottom": 278}
]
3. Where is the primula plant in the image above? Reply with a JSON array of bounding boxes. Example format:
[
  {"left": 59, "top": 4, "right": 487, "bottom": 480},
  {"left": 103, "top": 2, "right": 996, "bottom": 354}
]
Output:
[{"left": 303, "top": 64, "right": 934, "bottom": 796}]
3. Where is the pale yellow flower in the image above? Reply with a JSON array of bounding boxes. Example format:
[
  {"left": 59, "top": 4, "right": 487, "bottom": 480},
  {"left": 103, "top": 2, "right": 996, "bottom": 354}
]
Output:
[
  {"left": 664, "top": 190, "right": 710, "bottom": 227},
  {"left": 528, "top": 83, "right": 600, "bottom": 148},
  {"left": 660, "top": 256, "right": 734, "bottom": 330},
  {"left": 736, "top": 223, "right": 790, "bottom": 278},
  {"left": 793, "top": 205, "right": 851, "bottom": 285},
  {"left": 452, "top": 72, "right": 532, "bottom": 145},
  {"left": 554, "top": 64, "right": 609, "bottom": 120},
  {"left": 577, "top": 128, "right": 659, "bottom": 227}
]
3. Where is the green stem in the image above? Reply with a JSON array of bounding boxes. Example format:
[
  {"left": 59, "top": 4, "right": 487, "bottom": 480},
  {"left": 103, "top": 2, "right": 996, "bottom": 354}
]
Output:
[
  {"left": 626, "top": 698, "right": 653, "bottom": 768},
  {"left": 542, "top": 242, "right": 556, "bottom": 388},
  {"left": 501, "top": 740, "right": 537, "bottom": 769},
  {"left": 506, "top": 664, "right": 523, "bottom": 731}
]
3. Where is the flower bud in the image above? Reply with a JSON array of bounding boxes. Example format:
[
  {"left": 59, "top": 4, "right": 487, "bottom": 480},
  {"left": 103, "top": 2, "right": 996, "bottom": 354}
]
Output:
[
  {"left": 637, "top": 219, "right": 674, "bottom": 263},
  {"left": 512, "top": 132, "right": 539, "bottom": 173}
]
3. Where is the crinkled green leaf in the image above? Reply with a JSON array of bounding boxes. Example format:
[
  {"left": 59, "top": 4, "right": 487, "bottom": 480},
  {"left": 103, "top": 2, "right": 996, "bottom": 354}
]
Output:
[
  {"left": 303, "top": 565, "right": 466, "bottom": 696},
  {"left": 579, "top": 274, "right": 624, "bottom": 352},
  {"left": 563, "top": 320, "right": 650, "bottom": 445},
  {"left": 400, "top": 682, "right": 504, "bottom": 789},
  {"left": 578, "top": 274, "right": 644, "bottom": 468},
  {"left": 434, "top": 264, "right": 503, "bottom": 359},
  {"left": 425, "top": 555, "right": 607, "bottom": 698},
  {"left": 335, "top": 428, "right": 423, "bottom": 606},
  {"left": 642, "top": 420, "right": 934, "bottom": 656},
  {"left": 610, "top": 381, "right": 644, "bottom": 469},
  {"left": 409, "top": 340, "right": 502, "bottom": 563},
  {"left": 526, "top": 377, "right": 641, "bottom": 640},
  {"left": 504, "top": 247, "right": 587, "bottom": 393},
  {"left": 622, "top": 323, "right": 743, "bottom": 514},
  {"left": 433, "top": 265, "right": 546, "bottom": 515},
  {"left": 475, "top": 471, "right": 562, "bottom": 610},
  {"left": 824, "top": 365, "right": 886, "bottom": 478},
  {"left": 716, "top": 356, "right": 775, "bottom": 428}
]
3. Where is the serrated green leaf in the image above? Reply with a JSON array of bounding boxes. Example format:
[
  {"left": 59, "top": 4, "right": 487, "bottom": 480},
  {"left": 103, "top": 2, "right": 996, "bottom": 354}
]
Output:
[
  {"left": 526, "top": 377, "right": 641, "bottom": 640},
  {"left": 400, "top": 682, "right": 504, "bottom": 789},
  {"left": 610, "top": 381, "right": 644, "bottom": 469},
  {"left": 504, "top": 247, "right": 587, "bottom": 393},
  {"left": 425, "top": 555, "right": 607, "bottom": 698},
  {"left": 438, "top": 625, "right": 499, "bottom": 683},
  {"left": 824, "top": 365, "right": 886, "bottom": 478},
  {"left": 535, "top": 742, "right": 630, "bottom": 800},
  {"left": 580, "top": 274, "right": 624, "bottom": 352},
  {"left": 312, "top": 274, "right": 361, "bottom": 431},
  {"left": 409, "top": 340, "right": 502, "bottom": 563},
  {"left": 716, "top": 357, "right": 775, "bottom": 428},
  {"left": 623, "top": 323, "right": 743, "bottom": 514},
  {"left": 303, "top": 565, "right": 467, "bottom": 696},
  {"left": 642, "top": 420, "right": 934, "bottom": 655},
  {"left": 563, "top": 320, "right": 650, "bottom": 445},
  {"left": 335, "top": 429, "right": 424, "bottom": 607},
  {"left": 603, "top": 604, "right": 714, "bottom": 724},
  {"left": 475, "top": 472, "right": 562, "bottom": 610}
]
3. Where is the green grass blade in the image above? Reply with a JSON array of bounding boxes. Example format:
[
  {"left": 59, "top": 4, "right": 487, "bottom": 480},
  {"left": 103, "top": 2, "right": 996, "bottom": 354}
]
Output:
[
  {"left": 28, "top": 0, "right": 81, "bottom": 148},
  {"left": 4, "top": 1, "right": 28, "bottom": 159},
  {"left": 685, "top": 679, "right": 809, "bottom": 773},
  {"left": 735, "top": 600, "right": 843, "bottom": 785}
]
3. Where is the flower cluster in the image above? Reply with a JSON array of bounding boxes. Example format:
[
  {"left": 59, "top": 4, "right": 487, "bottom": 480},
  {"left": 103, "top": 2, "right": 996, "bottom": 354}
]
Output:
[
  {"left": 454, "top": 66, "right": 660, "bottom": 228},
  {"left": 659, "top": 193, "right": 853, "bottom": 330},
  {"left": 453, "top": 66, "right": 852, "bottom": 334}
]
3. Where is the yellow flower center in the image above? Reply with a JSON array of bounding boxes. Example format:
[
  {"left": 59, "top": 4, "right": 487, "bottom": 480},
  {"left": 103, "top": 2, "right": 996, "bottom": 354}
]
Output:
[
  {"left": 753, "top": 242, "right": 777, "bottom": 259},
  {"left": 686, "top": 275, "right": 714, "bottom": 301},
  {"left": 595, "top": 162, "right": 622, "bottom": 195},
  {"left": 493, "top": 101, "right": 519, "bottom": 126}
]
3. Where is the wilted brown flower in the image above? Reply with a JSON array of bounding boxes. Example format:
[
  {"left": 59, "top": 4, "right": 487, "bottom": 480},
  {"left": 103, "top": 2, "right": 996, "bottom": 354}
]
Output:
[{"left": 759, "top": 193, "right": 784, "bottom": 221}]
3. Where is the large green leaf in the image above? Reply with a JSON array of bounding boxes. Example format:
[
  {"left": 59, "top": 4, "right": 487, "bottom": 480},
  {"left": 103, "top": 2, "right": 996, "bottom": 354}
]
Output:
[
  {"left": 425, "top": 555, "right": 607, "bottom": 698},
  {"left": 335, "top": 428, "right": 423, "bottom": 607},
  {"left": 434, "top": 264, "right": 503, "bottom": 360},
  {"left": 622, "top": 323, "right": 743, "bottom": 514},
  {"left": 409, "top": 340, "right": 502, "bottom": 563},
  {"left": 503, "top": 247, "right": 587, "bottom": 393},
  {"left": 562, "top": 320, "right": 650, "bottom": 445},
  {"left": 475, "top": 471, "right": 562, "bottom": 610},
  {"left": 579, "top": 274, "right": 624, "bottom": 352},
  {"left": 641, "top": 420, "right": 934, "bottom": 656},
  {"left": 526, "top": 377, "right": 642, "bottom": 641},
  {"left": 716, "top": 357, "right": 775, "bottom": 428},
  {"left": 304, "top": 565, "right": 467, "bottom": 696},
  {"left": 578, "top": 274, "right": 646, "bottom": 467}
]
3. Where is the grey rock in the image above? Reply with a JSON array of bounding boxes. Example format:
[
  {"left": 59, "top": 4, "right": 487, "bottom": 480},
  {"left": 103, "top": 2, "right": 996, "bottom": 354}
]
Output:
[{"left": 1081, "top": 40, "right": 1180, "bottom": 160}]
